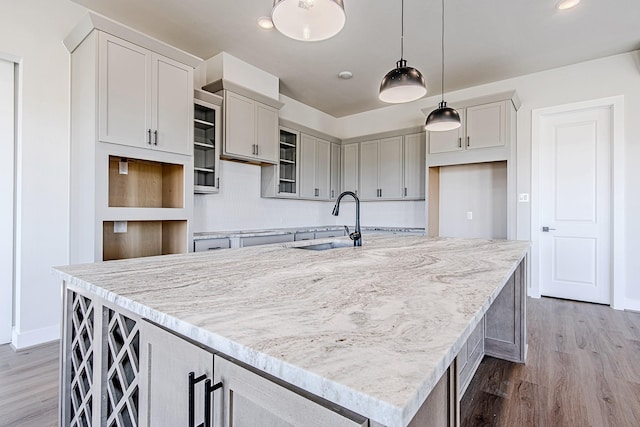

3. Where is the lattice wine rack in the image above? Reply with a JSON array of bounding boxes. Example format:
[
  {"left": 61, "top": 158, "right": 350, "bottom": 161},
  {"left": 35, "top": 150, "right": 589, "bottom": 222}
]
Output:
[
  {"left": 105, "top": 307, "right": 140, "bottom": 427},
  {"left": 68, "top": 292, "right": 95, "bottom": 427},
  {"left": 64, "top": 291, "right": 141, "bottom": 427}
]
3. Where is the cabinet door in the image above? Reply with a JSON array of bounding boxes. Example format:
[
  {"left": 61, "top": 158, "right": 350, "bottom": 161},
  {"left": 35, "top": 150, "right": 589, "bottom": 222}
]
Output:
[
  {"left": 299, "top": 134, "right": 317, "bottom": 198},
  {"left": 427, "top": 109, "right": 465, "bottom": 154},
  {"left": 316, "top": 138, "right": 331, "bottom": 199},
  {"left": 466, "top": 101, "right": 506, "bottom": 149},
  {"left": 152, "top": 54, "right": 193, "bottom": 155},
  {"left": 330, "top": 143, "right": 341, "bottom": 199},
  {"left": 378, "top": 136, "right": 403, "bottom": 199},
  {"left": 359, "top": 140, "right": 379, "bottom": 200},
  {"left": 341, "top": 144, "right": 359, "bottom": 195},
  {"left": 99, "top": 33, "right": 151, "bottom": 148},
  {"left": 212, "top": 355, "right": 367, "bottom": 427},
  {"left": 403, "top": 133, "right": 426, "bottom": 199},
  {"left": 224, "top": 92, "right": 255, "bottom": 159},
  {"left": 139, "top": 321, "right": 214, "bottom": 427},
  {"left": 255, "top": 102, "right": 278, "bottom": 163}
]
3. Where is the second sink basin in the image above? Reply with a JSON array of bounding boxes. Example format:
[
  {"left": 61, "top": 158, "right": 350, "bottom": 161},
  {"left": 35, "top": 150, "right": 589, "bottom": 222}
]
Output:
[{"left": 294, "top": 241, "right": 355, "bottom": 251}]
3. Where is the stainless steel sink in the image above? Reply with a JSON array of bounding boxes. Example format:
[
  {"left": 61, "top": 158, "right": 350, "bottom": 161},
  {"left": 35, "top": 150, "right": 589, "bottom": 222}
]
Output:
[{"left": 293, "top": 241, "right": 355, "bottom": 251}]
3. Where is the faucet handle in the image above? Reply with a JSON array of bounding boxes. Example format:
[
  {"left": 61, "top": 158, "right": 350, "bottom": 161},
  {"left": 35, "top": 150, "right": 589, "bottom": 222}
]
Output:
[{"left": 344, "top": 225, "right": 350, "bottom": 236}]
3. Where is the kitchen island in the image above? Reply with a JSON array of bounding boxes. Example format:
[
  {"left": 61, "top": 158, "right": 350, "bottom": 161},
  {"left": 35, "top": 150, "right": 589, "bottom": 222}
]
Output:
[{"left": 55, "top": 235, "right": 528, "bottom": 427}]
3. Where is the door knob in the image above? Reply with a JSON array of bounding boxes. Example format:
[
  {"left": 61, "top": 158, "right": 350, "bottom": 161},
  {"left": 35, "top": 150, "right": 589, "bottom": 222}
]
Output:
[{"left": 542, "top": 226, "right": 556, "bottom": 232}]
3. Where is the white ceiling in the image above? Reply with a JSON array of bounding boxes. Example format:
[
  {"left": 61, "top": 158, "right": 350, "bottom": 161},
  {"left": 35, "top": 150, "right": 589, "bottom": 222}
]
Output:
[{"left": 71, "top": 0, "right": 640, "bottom": 117}]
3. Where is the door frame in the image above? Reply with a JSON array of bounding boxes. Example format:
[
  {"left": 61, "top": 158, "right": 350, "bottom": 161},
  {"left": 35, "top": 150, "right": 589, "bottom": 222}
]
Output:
[
  {"left": 0, "top": 52, "right": 20, "bottom": 344},
  {"left": 531, "top": 96, "right": 625, "bottom": 309}
]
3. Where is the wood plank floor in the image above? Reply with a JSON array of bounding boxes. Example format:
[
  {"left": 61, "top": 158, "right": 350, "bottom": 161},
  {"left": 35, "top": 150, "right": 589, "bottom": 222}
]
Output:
[
  {"left": 0, "top": 341, "right": 58, "bottom": 427},
  {"left": 1, "top": 298, "right": 639, "bottom": 426},
  {"left": 461, "top": 297, "right": 640, "bottom": 427}
]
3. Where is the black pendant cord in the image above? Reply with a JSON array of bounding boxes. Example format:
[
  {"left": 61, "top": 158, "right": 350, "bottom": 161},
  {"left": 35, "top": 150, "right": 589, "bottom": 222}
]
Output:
[
  {"left": 440, "top": 0, "right": 445, "bottom": 103},
  {"left": 400, "top": 0, "right": 405, "bottom": 62}
]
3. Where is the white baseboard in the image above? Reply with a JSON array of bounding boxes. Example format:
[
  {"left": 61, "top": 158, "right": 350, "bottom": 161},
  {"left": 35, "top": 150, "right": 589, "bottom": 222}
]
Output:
[
  {"left": 623, "top": 298, "right": 640, "bottom": 313},
  {"left": 11, "top": 324, "right": 60, "bottom": 350}
]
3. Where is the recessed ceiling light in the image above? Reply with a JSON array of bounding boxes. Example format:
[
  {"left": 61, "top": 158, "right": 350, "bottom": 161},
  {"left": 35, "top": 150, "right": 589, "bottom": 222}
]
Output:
[
  {"left": 338, "top": 71, "right": 353, "bottom": 80},
  {"left": 556, "top": 0, "right": 581, "bottom": 10},
  {"left": 257, "top": 16, "right": 274, "bottom": 30}
]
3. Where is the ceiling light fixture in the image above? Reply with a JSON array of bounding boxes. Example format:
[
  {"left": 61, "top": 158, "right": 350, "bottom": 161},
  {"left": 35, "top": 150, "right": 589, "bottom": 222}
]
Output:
[
  {"left": 379, "top": 0, "right": 427, "bottom": 104},
  {"left": 556, "top": 0, "right": 581, "bottom": 10},
  {"left": 257, "top": 16, "right": 274, "bottom": 30},
  {"left": 338, "top": 70, "right": 353, "bottom": 79},
  {"left": 271, "top": 0, "right": 346, "bottom": 42},
  {"left": 425, "top": 0, "right": 461, "bottom": 132}
]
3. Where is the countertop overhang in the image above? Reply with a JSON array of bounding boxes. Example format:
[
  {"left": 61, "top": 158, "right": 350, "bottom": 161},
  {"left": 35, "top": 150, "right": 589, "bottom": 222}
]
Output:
[{"left": 54, "top": 235, "right": 529, "bottom": 427}]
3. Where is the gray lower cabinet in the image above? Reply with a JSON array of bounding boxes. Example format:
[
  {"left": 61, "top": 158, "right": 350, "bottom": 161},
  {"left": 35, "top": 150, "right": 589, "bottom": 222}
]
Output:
[
  {"left": 139, "top": 320, "right": 214, "bottom": 427},
  {"left": 194, "top": 238, "right": 231, "bottom": 252},
  {"left": 239, "top": 234, "right": 294, "bottom": 247},
  {"left": 457, "top": 320, "right": 485, "bottom": 397},
  {"left": 213, "top": 355, "right": 367, "bottom": 427}
]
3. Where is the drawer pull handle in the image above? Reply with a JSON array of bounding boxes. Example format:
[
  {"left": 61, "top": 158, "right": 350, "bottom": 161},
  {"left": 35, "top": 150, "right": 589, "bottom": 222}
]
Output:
[
  {"left": 203, "top": 379, "right": 222, "bottom": 427},
  {"left": 189, "top": 371, "right": 207, "bottom": 427}
]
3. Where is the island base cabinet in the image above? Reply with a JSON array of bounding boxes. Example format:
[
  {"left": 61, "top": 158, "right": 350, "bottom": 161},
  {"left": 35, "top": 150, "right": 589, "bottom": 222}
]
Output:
[
  {"left": 213, "top": 355, "right": 368, "bottom": 427},
  {"left": 138, "top": 320, "right": 214, "bottom": 427}
]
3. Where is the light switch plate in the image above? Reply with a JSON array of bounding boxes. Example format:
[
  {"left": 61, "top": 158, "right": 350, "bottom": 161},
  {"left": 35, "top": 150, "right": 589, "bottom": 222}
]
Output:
[
  {"left": 518, "top": 193, "right": 530, "bottom": 203},
  {"left": 467, "top": 211, "right": 473, "bottom": 220},
  {"left": 113, "top": 221, "right": 127, "bottom": 233}
]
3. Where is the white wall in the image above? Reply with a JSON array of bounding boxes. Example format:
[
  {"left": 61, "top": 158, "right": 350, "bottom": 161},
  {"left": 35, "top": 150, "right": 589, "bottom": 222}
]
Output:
[
  {"left": 337, "top": 51, "right": 640, "bottom": 309},
  {"left": 0, "top": 57, "right": 16, "bottom": 344},
  {"left": 438, "top": 162, "right": 507, "bottom": 239},
  {"left": 0, "top": 0, "right": 86, "bottom": 348}
]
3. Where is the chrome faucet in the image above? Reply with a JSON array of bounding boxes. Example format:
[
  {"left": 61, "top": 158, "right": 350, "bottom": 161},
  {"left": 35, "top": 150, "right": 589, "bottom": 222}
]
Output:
[{"left": 332, "top": 191, "right": 362, "bottom": 246}]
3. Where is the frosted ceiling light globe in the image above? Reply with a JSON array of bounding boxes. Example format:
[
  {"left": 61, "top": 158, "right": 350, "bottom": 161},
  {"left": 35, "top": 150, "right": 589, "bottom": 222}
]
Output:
[{"left": 271, "top": 0, "right": 346, "bottom": 42}]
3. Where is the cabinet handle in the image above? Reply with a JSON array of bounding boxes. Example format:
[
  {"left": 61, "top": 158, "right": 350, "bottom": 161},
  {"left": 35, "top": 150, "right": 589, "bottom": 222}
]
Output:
[
  {"left": 147, "top": 129, "right": 152, "bottom": 145},
  {"left": 467, "top": 136, "right": 470, "bottom": 147},
  {"left": 458, "top": 137, "right": 462, "bottom": 148},
  {"left": 216, "top": 178, "right": 220, "bottom": 188},
  {"left": 203, "top": 379, "right": 223, "bottom": 427},
  {"left": 256, "top": 144, "right": 259, "bottom": 156},
  {"left": 404, "top": 187, "right": 407, "bottom": 197},
  {"left": 188, "top": 372, "right": 207, "bottom": 427},
  {"left": 380, "top": 189, "right": 383, "bottom": 198},
  {"left": 154, "top": 130, "right": 158, "bottom": 146},
  {"left": 331, "top": 190, "right": 334, "bottom": 198},
  {"left": 315, "top": 188, "right": 319, "bottom": 197}
]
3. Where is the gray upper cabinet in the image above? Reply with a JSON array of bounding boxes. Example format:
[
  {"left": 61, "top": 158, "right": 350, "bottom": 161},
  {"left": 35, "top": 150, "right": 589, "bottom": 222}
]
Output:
[
  {"left": 403, "top": 133, "right": 426, "bottom": 199},
  {"left": 341, "top": 143, "right": 359, "bottom": 195},
  {"left": 203, "top": 79, "right": 283, "bottom": 165},
  {"left": 98, "top": 33, "right": 193, "bottom": 155},
  {"left": 330, "top": 142, "right": 341, "bottom": 199},
  {"left": 359, "top": 136, "right": 403, "bottom": 201},
  {"left": 223, "top": 91, "right": 279, "bottom": 163},
  {"left": 300, "top": 134, "right": 331, "bottom": 200},
  {"left": 426, "top": 93, "right": 519, "bottom": 167}
]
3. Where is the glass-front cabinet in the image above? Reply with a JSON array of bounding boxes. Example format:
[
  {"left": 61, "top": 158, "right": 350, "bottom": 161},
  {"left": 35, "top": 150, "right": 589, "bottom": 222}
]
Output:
[
  {"left": 278, "top": 127, "right": 298, "bottom": 195},
  {"left": 193, "top": 89, "right": 221, "bottom": 193}
]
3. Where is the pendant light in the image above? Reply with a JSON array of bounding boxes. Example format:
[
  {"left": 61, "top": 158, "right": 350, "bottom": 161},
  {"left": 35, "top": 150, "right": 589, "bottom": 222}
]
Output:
[
  {"left": 425, "top": 0, "right": 461, "bottom": 131},
  {"left": 379, "top": 0, "right": 427, "bottom": 103},
  {"left": 271, "top": 0, "right": 346, "bottom": 42}
]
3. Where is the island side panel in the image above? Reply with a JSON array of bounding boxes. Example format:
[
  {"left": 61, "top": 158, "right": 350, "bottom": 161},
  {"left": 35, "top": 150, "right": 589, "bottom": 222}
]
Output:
[{"left": 484, "top": 256, "right": 527, "bottom": 363}]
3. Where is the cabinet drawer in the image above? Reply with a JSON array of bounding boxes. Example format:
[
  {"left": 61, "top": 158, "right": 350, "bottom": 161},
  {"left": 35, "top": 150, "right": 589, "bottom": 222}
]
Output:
[
  {"left": 314, "top": 229, "right": 345, "bottom": 239},
  {"left": 240, "top": 234, "right": 294, "bottom": 247},
  {"left": 194, "top": 238, "right": 230, "bottom": 252},
  {"left": 294, "top": 232, "right": 315, "bottom": 241}
]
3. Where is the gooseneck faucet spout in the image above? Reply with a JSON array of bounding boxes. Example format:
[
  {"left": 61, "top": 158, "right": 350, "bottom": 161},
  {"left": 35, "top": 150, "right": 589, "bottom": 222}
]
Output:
[{"left": 332, "top": 191, "right": 362, "bottom": 246}]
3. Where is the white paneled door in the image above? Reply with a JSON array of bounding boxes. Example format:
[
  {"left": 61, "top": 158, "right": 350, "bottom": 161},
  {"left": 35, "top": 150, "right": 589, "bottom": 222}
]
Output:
[
  {"left": 539, "top": 106, "right": 611, "bottom": 304},
  {"left": 0, "top": 58, "right": 15, "bottom": 343}
]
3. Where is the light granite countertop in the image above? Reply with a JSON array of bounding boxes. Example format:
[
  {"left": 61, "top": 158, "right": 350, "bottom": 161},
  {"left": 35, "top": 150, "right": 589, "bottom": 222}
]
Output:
[
  {"left": 54, "top": 235, "right": 528, "bottom": 427},
  {"left": 193, "top": 225, "right": 425, "bottom": 240}
]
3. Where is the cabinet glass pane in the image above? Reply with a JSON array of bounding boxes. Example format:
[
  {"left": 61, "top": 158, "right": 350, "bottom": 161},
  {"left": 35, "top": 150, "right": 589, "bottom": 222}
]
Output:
[
  {"left": 194, "top": 104, "right": 215, "bottom": 147},
  {"left": 278, "top": 129, "right": 297, "bottom": 194}
]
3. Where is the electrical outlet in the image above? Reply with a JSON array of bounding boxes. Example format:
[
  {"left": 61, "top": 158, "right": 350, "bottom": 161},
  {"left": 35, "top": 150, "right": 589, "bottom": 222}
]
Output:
[
  {"left": 467, "top": 211, "right": 473, "bottom": 220},
  {"left": 113, "top": 221, "right": 127, "bottom": 233},
  {"left": 119, "top": 159, "right": 128, "bottom": 175}
]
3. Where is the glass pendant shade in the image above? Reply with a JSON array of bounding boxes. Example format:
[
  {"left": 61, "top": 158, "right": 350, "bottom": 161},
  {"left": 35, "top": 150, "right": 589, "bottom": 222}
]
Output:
[
  {"left": 271, "top": 0, "right": 346, "bottom": 42},
  {"left": 425, "top": 101, "right": 461, "bottom": 131},
  {"left": 379, "top": 59, "right": 427, "bottom": 103}
]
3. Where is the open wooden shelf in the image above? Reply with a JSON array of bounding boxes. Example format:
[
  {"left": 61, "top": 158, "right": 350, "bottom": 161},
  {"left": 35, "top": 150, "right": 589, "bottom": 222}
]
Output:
[
  {"left": 108, "top": 156, "right": 184, "bottom": 208},
  {"left": 103, "top": 220, "right": 187, "bottom": 261}
]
